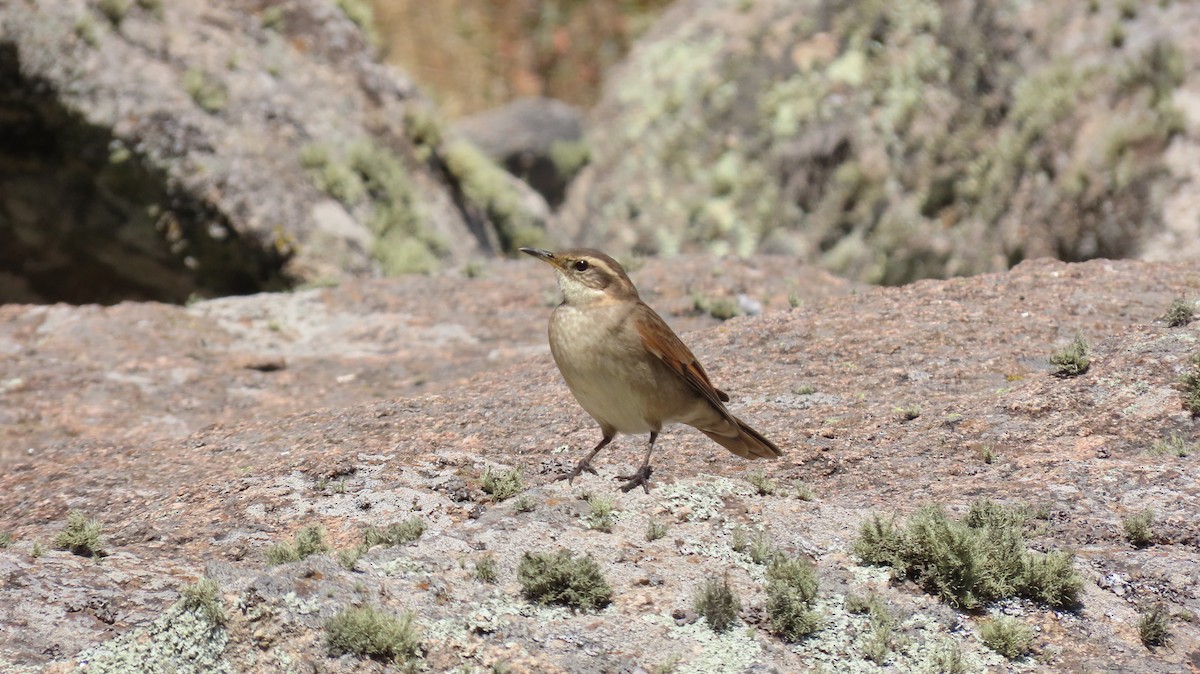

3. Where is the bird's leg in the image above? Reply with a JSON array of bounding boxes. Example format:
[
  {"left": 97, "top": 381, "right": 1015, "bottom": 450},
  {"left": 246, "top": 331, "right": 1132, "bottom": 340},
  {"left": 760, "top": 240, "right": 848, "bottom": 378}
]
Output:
[
  {"left": 560, "top": 432, "right": 613, "bottom": 484},
  {"left": 618, "top": 431, "right": 657, "bottom": 494}
]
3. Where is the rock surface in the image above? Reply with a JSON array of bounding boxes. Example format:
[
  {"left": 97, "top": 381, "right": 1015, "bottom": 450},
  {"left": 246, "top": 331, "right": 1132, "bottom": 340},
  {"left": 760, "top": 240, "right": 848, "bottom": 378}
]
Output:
[
  {"left": 559, "top": 0, "right": 1200, "bottom": 284},
  {"left": 0, "top": 0, "right": 545, "bottom": 304},
  {"left": 1, "top": 255, "right": 1198, "bottom": 672}
]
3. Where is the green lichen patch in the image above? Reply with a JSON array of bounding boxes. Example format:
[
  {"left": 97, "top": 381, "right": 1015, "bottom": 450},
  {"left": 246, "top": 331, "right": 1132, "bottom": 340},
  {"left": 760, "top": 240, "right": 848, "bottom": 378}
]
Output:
[{"left": 74, "top": 602, "right": 233, "bottom": 674}]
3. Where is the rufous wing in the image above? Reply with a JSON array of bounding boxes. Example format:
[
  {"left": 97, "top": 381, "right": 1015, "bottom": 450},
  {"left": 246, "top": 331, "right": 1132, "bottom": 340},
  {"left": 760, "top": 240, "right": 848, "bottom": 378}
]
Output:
[{"left": 633, "top": 302, "right": 735, "bottom": 416}]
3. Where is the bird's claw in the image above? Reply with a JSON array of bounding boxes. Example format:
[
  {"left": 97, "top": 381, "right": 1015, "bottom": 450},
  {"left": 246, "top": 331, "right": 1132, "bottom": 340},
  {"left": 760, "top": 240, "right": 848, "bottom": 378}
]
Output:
[
  {"left": 559, "top": 458, "right": 599, "bottom": 484},
  {"left": 617, "top": 465, "right": 654, "bottom": 494}
]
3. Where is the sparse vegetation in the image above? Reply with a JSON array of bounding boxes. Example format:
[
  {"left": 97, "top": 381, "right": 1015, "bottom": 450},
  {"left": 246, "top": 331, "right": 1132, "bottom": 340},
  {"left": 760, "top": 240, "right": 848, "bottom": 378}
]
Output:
[
  {"left": 266, "top": 524, "right": 330, "bottom": 564},
  {"left": 694, "top": 575, "right": 740, "bottom": 633},
  {"left": 53, "top": 510, "right": 104, "bottom": 557},
  {"left": 979, "top": 616, "right": 1033, "bottom": 660},
  {"left": 793, "top": 384, "right": 816, "bottom": 395},
  {"left": 0, "top": 531, "right": 12, "bottom": 548},
  {"left": 136, "top": 0, "right": 163, "bottom": 19},
  {"left": 183, "top": 68, "right": 228, "bottom": 114},
  {"left": 31, "top": 541, "right": 44, "bottom": 558},
  {"left": 1163, "top": 297, "right": 1195, "bottom": 327},
  {"left": 1138, "top": 604, "right": 1172, "bottom": 647},
  {"left": 333, "top": 0, "right": 378, "bottom": 46},
  {"left": 260, "top": 5, "right": 284, "bottom": 30},
  {"left": 749, "top": 530, "right": 780, "bottom": 565},
  {"left": 925, "top": 639, "right": 970, "bottom": 674},
  {"left": 691, "top": 294, "right": 739, "bottom": 321},
  {"left": 364, "top": 518, "right": 426, "bottom": 548},
  {"left": 979, "top": 444, "right": 998, "bottom": 464},
  {"left": 645, "top": 519, "right": 669, "bottom": 542},
  {"left": 1122, "top": 509, "right": 1155, "bottom": 547},
  {"left": 586, "top": 495, "right": 615, "bottom": 532},
  {"left": 853, "top": 499, "right": 1083, "bottom": 609},
  {"left": 97, "top": 0, "right": 131, "bottom": 25},
  {"left": 1049, "top": 335, "right": 1091, "bottom": 377},
  {"left": 513, "top": 494, "right": 537, "bottom": 513},
  {"left": 474, "top": 553, "right": 499, "bottom": 583},
  {"left": 340, "top": 517, "right": 426, "bottom": 569},
  {"left": 180, "top": 578, "right": 226, "bottom": 626},
  {"left": 75, "top": 15, "right": 100, "bottom": 46},
  {"left": 895, "top": 405, "right": 921, "bottom": 421},
  {"left": 517, "top": 550, "right": 612, "bottom": 611},
  {"left": 481, "top": 467, "right": 523, "bottom": 501},
  {"left": 325, "top": 605, "right": 422, "bottom": 665},
  {"left": 1181, "top": 353, "right": 1200, "bottom": 417},
  {"left": 764, "top": 557, "right": 820, "bottom": 641},
  {"left": 730, "top": 527, "right": 748, "bottom": 553},
  {"left": 793, "top": 482, "right": 815, "bottom": 501},
  {"left": 1152, "top": 432, "right": 1195, "bottom": 457},
  {"left": 745, "top": 470, "right": 776, "bottom": 496}
]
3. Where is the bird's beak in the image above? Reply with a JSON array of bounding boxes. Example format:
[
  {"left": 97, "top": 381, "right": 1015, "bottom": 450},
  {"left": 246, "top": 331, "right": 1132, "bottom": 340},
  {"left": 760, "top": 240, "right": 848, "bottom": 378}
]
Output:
[{"left": 520, "top": 247, "right": 562, "bottom": 269}]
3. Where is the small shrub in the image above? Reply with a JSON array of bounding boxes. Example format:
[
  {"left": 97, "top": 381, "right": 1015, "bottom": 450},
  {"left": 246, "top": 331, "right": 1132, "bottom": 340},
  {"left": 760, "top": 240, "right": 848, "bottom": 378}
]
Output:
[
  {"left": 730, "top": 527, "right": 749, "bottom": 553},
  {"left": 1138, "top": 604, "right": 1171, "bottom": 647},
  {"left": 1152, "top": 433, "right": 1195, "bottom": 457},
  {"left": 75, "top": 15, "right": 100, "bottom": 46},
  {"left": 1049, "top": 335, "right": 1090, "bottom": 377},
  {"left": 136, "top": 0, "right": 163, "bottom": 19},
  {"left": 793, "top": 482, "right": 815, "bottom": 501},
  {"left": 925, "top": 639, "right": 969, "bottom": 674},
  {"left": 586, "top": 495, "right": 615, "bottom": 532},
  {"left": 517, "top": 550, "right": 612, "bottom": 610},
  {"left": 363, "top": 518, "right": 426, "bottom": 548},
  {"left": 793, "top": 384, "right": 816, "bottom": 395},
  {"left": 895, "top": 405, "right": 921, "bottom": 421},
  {"left": 474, "top": 553, "right": 499, "bottom": 583},
  {"left": 1163, "top": 297, "right": 1194, "bottom": 327},
  {"left": 53, "top": 510, "right": 104, "bottom": 557},
  {"left": 692, "top": 294, "right": 739, "bottom": 321},
  {"left": 31, "top": 541, "right": 44, "bottom": 558},
  {"left": 979, "top": 616, "right": 1033, "bottom": 660},
  {"left": 266, "top": 524, "right": 329, "bottom": 564},
  {"left": 333, "top": 0, "right": 378, "bottom": 46},
  {"left": 481, "top": 467, "right": 523, "bottom": 501},
  {"left": 765, "top": 557, "right": 820, "bottom": 641},
  {"left": 853, "top": 500, "right": 1082, "bottom": 609},
  {"left": 749, "top": 530, "right": 780, "bottom": 565},
  {"left": 745, "top": 470, "right": 776, "bottom": 496},
  {"left": 325, "top": 605, "right": 421, "bottom": 664},
  {"left": 862, "top": 623, "right": 893, "bottom": 665},
  {"left": 338, "top": 547, "right": 365, "bottom": 570},
  {"left": 1181, "top": 353, "right": 1200, "bottom": 417},
  {"left": 645, "top": 519, "right": 669, "bottom": 542},
  {"left": 183, "top": 68, "right": 228, "bottom": 114},
  {"left": 513, "top": 494, "right": 536, "bottom": 513},
  {"left": 979, "top": 445, "right": 997, "bottom": 464},
  {"left": 0, "top": 531, "right": 12, "bottom": 548},
  {"left": 180, "top": 578, "right": 226, "bottom": 626},
  {"left": 694, "top": 576, "right": 740, "bottom": 633},
  {"left": 97, "top": 0, "right": 131, "bottom": 25},
  {"left": 1122, "top": 509, "right": 1155, "bottom": 547}
]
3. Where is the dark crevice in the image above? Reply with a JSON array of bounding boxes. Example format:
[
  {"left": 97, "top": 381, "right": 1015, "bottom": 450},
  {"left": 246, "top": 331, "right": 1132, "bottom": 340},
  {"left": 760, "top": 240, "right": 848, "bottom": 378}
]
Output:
[{"left": 0, "top": 42, "right": 294, "bottom": 305}]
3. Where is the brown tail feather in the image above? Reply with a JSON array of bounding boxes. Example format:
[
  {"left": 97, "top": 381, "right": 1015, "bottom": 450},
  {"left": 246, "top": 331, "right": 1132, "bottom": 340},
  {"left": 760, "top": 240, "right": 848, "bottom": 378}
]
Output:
[{"left": 700, "top": 416, "right": 782, "bottom": 460}]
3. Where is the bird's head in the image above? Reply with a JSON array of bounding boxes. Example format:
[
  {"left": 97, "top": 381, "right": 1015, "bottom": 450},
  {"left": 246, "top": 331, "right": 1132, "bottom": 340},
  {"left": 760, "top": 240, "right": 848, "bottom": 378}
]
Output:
[{"left": 520, "top": 247, "right": 639, "bottom": 305}]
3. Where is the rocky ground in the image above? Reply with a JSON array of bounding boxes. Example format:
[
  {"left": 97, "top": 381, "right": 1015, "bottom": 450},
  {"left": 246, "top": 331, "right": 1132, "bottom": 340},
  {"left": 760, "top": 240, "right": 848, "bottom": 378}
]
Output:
[{"left": 1, "top": 255, "right": 1198, "bottom": 673}]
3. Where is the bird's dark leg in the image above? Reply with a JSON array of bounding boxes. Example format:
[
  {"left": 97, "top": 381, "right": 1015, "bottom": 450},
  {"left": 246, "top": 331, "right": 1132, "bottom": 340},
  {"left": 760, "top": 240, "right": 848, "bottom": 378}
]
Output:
[
  {"left": 560, "top": 432, "right": 613, "bottom": 484},
  {"left": 618, "top": 431, "right": 657, "bottom": 494}
]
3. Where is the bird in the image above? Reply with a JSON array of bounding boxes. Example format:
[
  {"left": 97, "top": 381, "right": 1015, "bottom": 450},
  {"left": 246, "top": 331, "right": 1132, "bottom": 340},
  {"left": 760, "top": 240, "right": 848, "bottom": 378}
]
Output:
[{"left": 521, "top": 247, "right": 782, "bottom": 493}]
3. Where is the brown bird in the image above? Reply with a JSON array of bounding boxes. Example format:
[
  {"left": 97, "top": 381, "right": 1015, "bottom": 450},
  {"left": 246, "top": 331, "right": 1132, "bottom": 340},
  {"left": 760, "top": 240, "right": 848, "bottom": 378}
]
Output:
[{"left": 521, "top": 247, "right": 782, "bottom": 493}]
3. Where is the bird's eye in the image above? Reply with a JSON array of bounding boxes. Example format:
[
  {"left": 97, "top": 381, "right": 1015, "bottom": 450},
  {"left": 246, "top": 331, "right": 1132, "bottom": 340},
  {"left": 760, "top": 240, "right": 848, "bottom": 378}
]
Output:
[{"left": 572, "top": 260, "right": 589, "bottom": 272}]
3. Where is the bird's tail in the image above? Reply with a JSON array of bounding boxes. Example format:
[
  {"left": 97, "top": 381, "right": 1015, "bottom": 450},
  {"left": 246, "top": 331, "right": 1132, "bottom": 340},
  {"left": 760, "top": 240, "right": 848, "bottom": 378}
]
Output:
[{"left": 700, "top": 415, "right": 782, "bottom": 460}]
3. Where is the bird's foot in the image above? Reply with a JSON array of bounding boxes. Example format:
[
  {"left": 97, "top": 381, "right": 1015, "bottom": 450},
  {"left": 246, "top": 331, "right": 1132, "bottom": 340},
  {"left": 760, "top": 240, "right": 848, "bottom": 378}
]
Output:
[
  {"left": 558, "top": 457, "right": 599, "bottom": 484},
  {"left": 617, "top": 464, "right": 654, "bottom": 494}
]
